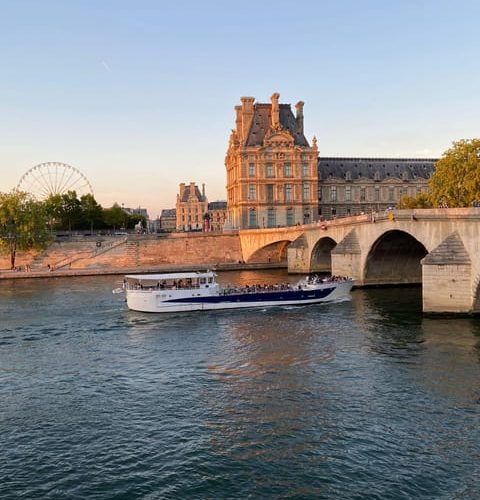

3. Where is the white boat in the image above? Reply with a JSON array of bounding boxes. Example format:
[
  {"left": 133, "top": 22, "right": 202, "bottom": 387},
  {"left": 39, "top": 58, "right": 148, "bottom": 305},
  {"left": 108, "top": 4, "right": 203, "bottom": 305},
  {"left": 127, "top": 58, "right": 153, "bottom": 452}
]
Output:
[{"left": 123, "top": 271, "right": 353, "bottom": 313}]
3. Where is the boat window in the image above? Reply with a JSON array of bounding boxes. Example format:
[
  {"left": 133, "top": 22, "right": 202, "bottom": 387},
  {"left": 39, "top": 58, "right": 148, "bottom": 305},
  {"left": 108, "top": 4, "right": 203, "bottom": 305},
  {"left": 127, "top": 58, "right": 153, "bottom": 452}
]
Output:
[
  {"left": 200, "top": 278, "right": 206, "bottom": 284},
  {"left": 208, "top": 278, "right": 213, "bottom": 283}
]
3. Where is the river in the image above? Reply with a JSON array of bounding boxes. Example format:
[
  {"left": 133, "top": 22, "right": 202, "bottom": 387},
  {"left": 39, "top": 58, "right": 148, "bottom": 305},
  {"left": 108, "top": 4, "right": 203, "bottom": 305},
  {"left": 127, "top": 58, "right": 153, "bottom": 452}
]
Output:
[{"left": 1, "top": 270, "right": 480, "bottom": 499}]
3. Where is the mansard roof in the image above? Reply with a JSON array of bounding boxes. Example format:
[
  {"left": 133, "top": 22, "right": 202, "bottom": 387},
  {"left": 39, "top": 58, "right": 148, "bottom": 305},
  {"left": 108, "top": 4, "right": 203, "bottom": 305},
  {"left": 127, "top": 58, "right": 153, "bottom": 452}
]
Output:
[
  {"left": 208, "top": 201, "right": 227, "bottom": 210},
  {"left": 245, "top": 103, "right": 309, "bottom": 147},
  {"left": 179, "top": 185, "right": 206, "bottom": 203},
  {"left": 318, "top": 157, "right": 437, "bottom": 181}
]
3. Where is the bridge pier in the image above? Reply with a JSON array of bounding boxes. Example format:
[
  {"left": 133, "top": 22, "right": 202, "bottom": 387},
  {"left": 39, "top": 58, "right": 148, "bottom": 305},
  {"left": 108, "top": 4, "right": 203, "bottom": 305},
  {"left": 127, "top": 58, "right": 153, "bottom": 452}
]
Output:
[
  {"left": 422, "top": 232, "right": 474, "bottom": 314},
  {"left": 330, "top": 230, "right": 363, "bottom": 283},
  {"left": 287, "top": 235, "right": 311, "bottom": 273}
]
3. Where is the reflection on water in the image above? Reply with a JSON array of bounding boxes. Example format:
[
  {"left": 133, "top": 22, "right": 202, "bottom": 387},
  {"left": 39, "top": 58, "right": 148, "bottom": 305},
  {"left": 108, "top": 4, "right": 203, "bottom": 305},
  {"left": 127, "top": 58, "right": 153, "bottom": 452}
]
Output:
[{"left": 1, "top": 272, "right": 480, "bottom": 498}]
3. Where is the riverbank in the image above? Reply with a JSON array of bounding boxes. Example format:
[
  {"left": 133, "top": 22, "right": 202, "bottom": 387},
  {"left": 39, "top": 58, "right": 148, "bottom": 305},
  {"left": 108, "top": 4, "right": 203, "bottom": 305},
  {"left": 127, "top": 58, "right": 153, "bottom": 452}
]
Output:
[{"left": 0, "top": 262, "right": 287, "bottom": 280}]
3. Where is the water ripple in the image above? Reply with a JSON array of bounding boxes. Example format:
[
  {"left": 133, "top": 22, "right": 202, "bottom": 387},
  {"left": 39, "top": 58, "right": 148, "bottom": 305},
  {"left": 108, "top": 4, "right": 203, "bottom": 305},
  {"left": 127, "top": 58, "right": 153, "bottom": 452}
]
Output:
[{"left": 1, "top": 274, "right": 480, "bottom": 498}]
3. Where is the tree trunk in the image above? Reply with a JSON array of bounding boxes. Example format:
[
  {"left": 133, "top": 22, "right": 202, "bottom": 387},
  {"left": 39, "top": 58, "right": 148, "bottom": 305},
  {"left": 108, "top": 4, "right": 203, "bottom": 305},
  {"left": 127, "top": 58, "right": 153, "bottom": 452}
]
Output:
[{"left": 10, "top": 239, "right": 16, "bottom": 270}]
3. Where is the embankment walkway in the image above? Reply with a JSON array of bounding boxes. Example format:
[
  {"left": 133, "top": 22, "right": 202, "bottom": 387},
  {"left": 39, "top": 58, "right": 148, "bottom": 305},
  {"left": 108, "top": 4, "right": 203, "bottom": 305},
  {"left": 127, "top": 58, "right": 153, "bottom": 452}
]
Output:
[{"left": 0, "top": 262, "right": 286, "bottom": 280}]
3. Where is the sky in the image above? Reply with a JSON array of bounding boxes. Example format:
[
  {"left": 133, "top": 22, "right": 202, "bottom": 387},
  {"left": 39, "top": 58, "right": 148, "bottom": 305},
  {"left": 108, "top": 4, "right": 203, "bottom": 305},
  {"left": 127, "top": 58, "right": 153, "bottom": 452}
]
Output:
[{"left": 1, "top": 0, "right": 480, "bottom": 217}]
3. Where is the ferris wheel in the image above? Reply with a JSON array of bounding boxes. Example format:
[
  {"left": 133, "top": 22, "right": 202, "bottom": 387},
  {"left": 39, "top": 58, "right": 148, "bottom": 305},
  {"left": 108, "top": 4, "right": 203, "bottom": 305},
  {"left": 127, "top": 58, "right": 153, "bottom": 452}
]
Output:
[{"left": 17, "top": 162, "right": 94, "bottom": 200}]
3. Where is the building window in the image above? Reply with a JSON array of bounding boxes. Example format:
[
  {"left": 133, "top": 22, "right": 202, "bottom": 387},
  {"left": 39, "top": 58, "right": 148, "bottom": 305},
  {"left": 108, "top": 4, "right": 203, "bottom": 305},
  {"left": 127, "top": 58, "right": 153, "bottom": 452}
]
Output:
[
  {"left": 389, "top": 187, "right": 394, "bottom": 201},
  {"left": 318, "top": 185, "right": 323, "bottom": 201},
  {"left": 302, "top": 163, "right": 308, "bottom": 176},
  {"left": 345, "top": 185, "right": 352, "bottom": 201},
  {"left": 267, "top": 208, "right": 276, "bottom": 228},
  {"left": 331, "top": 208, "right": 336, "bottom": 217},
  {"left": 248, "top": 184, "right": 256, "bottom": 200},
  {"left": 331, "top": 186, "right": 337, "bottom": 201},
  {"left": 248, "top": 163, "right": 255, "bottom": 177},
  {"left": 286, "top": 208, "right": 294, "bottom": 226},
  {"left": 248, "top": 209, "right": 257, "bottom": 228},
  {"left": 266, "top": 184, "right": 274, "bottom": 203},
  {"left": 360, "top": 187, "right": 366, "bottom": 201},
  {"left": 284, "top": 163, "right": 292, "bottom": 177},
  {"left": 266, "top": 163, "right": 274, "bottom": 177},
  {"left": 303, "top": 183, "right": 310, "bottom": 201},
  {"left": 374, "top": 187, "right": 380, "bottom": 201},
  {"left": 285, "top": 184, "right": 292, "bottom": 202},
  {"left": 303, "top": 209, "right": 310, "bottom": 224}
]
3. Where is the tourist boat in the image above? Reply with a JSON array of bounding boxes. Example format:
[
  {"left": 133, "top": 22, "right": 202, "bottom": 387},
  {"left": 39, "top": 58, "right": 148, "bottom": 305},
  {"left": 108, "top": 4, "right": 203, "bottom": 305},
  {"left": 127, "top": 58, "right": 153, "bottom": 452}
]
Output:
[{"left": 123, "top": 271, "right": 353, "bottom": 313}]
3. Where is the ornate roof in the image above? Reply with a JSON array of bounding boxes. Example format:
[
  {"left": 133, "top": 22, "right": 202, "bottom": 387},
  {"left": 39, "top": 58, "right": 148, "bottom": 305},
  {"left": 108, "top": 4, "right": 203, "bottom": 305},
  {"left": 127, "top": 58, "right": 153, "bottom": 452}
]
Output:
[
  {"left": 179, "top": 185, "right": 206, "bottom": 203},
  {"left": 245, "top": 103, "right": 309, "bottom": 147}
]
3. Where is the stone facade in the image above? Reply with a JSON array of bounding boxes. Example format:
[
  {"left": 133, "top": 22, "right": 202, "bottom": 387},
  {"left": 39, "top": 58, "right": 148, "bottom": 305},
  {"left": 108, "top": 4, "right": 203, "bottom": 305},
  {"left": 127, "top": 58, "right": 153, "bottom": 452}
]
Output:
[
  {"left": 225, "top": 93, "right": 319, "bottom": 229},
  {"left": 318, "top": 157, "right": 436, "bottom": 219},
  {"left": 176, "top": 182, "right": 208, "bottom": 231},
  {"left": 207, "top": 201, "right": 227, "bottom": 232},
  {"left": 159, "top": 209, "right": 176, "bottom": 232}
]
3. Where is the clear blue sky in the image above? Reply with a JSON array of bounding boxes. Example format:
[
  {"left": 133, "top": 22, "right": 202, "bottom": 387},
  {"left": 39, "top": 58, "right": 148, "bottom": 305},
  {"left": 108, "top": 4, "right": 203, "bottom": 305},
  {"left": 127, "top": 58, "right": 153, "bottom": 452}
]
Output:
[{"left": 1, "top": 0, "right": 479, "bottom": 217}]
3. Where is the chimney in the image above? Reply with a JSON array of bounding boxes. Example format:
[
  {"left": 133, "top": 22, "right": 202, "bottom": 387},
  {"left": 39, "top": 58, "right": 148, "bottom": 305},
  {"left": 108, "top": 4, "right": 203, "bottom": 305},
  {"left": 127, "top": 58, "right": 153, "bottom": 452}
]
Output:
[
  {"left": 202, "top": 183, "right": 205, "bottom": 200},
  {"left": 271, "top": 92, "right": 280, "bottom": 128},
  {"left": 179, "top": 183, "right": 186, "bottom": 197},
  {"left": 295, "top": 101, "right": 304, "bottom": 135},
  {"left": 240, "top": 96, "right": 255, "bottom": 141},
  {"left": 235, "top": 105, "right": 242, "bottom": 136}
]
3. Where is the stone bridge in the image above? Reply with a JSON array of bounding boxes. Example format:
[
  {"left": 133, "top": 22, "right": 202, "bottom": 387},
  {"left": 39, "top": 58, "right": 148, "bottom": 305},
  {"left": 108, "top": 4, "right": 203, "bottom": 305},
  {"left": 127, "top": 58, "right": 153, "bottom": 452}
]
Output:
[{"left": 238, "top": 208, "right": 480, "bottom": 314}]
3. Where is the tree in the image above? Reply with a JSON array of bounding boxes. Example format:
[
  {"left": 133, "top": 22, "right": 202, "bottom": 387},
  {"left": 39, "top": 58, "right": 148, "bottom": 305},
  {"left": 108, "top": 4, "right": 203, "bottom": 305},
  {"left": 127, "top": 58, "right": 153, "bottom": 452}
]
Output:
[
  {"left": 45, "top": 191, "right": 82, "bottom": 231},
  {"left": 398, "top": 192, "right": 432, "bottom": 209},
  {"left": 80, "top": 194, "right": 103, "bottom": 233},
  {"left": 429, "top": 138, "right": 480, "bottom": 207},
  {"left": 103, "top": 203, "right": 125, "bottom": 231},
  {"left": 0, "top": 190, "right": 51, "bottom": 269}
]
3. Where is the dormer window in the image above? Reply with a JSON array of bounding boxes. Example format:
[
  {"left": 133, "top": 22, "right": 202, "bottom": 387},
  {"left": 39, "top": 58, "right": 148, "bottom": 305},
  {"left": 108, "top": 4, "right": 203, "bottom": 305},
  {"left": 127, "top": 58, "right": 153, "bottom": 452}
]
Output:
[
  {"left": 402, "top": 171, "right": 409, "bottom": 181},
  {"left": 345, "top": 171, "right": 352, "bottom": 182},
  {"left": 374, "top": 171, "right": 381, "bottom": 182}
]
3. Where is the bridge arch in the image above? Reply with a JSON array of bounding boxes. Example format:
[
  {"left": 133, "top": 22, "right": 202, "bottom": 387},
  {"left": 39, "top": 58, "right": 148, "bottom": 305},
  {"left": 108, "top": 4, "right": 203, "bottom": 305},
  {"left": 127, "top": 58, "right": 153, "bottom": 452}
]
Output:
[
  {"left": 364, "top": 230, "right": 428, "bottom": 285},
  {"left": 247, "top": 239, "right": 292, "bottom": 263},
  {"left": 310, "top": 237, "right": 337, "bottom": 273},
  {"left": 472, "top": 275, "right": 480, "bottom": 313}
]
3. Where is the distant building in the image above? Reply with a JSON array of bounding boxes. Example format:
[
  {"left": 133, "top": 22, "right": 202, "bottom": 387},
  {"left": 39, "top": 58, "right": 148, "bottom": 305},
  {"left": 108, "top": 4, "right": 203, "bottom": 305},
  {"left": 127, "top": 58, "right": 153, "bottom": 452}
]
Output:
[
  {"left": 318, "top": 157, "right": 436, "bottom": 218},
  {"left": 122, "top": 206, "right": 149, "bottom": 219},
  {"left": 176, "top": 182, "right": 208, "bottom": 231},
  {"left": 159, "top": 209, "right": 176, "bottom": 232},
  {"left": 207, "top": 201, "right": 227, "bottom": 232},
  {"left": 225, "top": 93, "right": 319, "bottom": 229}
]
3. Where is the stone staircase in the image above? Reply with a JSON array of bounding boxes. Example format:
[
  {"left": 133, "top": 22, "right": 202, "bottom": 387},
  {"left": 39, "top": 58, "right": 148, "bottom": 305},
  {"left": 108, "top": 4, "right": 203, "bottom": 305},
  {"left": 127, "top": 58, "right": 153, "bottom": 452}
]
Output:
[
  {"left": 30, "top": 237, "right": 128, "bottom": 271},
  {"left": 125, "top": 240, "right": 140, "bottom": 267}
]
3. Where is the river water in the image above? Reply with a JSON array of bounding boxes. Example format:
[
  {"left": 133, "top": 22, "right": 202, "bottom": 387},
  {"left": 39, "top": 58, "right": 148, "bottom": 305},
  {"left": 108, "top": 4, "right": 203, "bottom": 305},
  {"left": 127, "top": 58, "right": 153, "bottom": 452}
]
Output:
[{"left": 1, "top": 270, "right": 480, "bottom": 499}]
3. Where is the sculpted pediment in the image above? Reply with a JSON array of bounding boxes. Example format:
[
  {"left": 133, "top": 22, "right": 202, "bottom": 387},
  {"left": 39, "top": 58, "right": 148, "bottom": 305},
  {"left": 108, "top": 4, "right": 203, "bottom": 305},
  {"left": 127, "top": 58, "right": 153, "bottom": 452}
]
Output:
[{"left": 263, "top": 129, "right": 294, "bottom": 147}]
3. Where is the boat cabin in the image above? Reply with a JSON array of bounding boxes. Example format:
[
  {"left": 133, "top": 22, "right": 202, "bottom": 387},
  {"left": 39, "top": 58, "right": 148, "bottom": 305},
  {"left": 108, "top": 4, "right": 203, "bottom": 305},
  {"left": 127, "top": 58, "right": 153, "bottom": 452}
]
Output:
[{"left": 124, "top": 271, "right": 217, "bottom": 291}]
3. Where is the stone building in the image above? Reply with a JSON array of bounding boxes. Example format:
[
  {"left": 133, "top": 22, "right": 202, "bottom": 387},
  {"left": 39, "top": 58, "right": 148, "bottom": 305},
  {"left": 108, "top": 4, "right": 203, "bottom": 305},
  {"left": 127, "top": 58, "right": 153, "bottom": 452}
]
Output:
[
  {"left": 207, "top": 201, "right": 227, "bottom": 232},
  {"left": 159, "top": 209, "right": 176, "bottom": 232},
  {"left": 318, "top": 157, "right": 436, "bottom": 218},
  {"left": 225, "top": 93, "right": 319, "bottom": 229},
  {"left": 176, "top": 182, "right": 208, "bottom": 231}
]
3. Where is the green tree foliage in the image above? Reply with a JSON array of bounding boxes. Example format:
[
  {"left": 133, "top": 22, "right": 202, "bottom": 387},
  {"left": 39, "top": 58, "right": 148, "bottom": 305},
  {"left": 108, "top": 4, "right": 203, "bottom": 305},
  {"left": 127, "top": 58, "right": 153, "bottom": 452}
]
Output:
[
  {"left": 103, "top": 203, "right": 126, "bottom": 230},
  {"left": 45, "top": 191, "right": 82, "bottom": 230},
  {"left": 429, "top": 138, "right": 480, "bottom": 207},
  {"left": 80, "top": 194, "right": 103, "bottom": 232},
  {"left": 45, "top": 192, "right": 104, "bottom": 231},
  {"left": 0, "top": 190, "right": 51, "bottom": 269},
  {"left": 398, "top": 192, "right": 432, "bottom": 209},
  {"left": 127, "top": 214, "right": 146, "bottom": 230}
]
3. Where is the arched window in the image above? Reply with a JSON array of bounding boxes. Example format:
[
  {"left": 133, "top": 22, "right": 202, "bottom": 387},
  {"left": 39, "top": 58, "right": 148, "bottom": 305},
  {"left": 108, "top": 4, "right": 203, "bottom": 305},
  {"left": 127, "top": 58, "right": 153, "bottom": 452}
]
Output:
[{"left": 248, "top": 208, "right": 257, "bottom": 228}]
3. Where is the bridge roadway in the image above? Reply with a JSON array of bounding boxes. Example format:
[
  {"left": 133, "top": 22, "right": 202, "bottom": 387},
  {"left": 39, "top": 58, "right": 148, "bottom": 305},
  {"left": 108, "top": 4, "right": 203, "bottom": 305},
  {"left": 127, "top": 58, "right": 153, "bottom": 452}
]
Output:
[{"left": 238, "top": 208, "right": 480, "bottom": 314}]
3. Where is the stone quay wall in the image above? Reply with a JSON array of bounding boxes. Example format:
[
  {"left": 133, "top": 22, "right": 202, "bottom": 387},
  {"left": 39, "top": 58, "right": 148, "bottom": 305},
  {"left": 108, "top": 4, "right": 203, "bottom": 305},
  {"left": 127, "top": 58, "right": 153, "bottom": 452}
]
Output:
[{"left": 0, "top": 232, "right": 243, "bottom": 271}]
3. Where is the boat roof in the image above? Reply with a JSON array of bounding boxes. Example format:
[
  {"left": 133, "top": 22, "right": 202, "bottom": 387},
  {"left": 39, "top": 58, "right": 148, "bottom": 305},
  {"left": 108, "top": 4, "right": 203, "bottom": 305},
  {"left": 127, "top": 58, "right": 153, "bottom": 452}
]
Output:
[{"left": 125, "top": 271, "right": 216, "bottom": 281}]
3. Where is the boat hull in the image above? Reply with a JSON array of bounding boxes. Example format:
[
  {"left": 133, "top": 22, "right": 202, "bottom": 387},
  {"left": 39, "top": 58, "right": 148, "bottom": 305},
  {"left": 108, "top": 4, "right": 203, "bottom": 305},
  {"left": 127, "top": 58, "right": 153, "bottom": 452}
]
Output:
[{"left": 126, "top": 281, "right": 353, "bottom": 313}]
